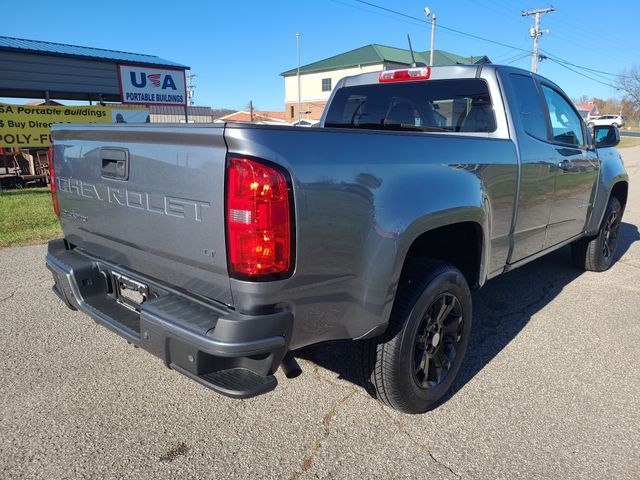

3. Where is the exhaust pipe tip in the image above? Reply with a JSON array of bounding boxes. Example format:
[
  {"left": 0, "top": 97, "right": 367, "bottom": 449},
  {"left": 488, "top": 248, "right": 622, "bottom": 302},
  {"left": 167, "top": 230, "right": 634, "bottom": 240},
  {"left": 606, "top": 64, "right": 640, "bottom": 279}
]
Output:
[{"left": 281, "top": 352, "right": 302, "bottom": 379}]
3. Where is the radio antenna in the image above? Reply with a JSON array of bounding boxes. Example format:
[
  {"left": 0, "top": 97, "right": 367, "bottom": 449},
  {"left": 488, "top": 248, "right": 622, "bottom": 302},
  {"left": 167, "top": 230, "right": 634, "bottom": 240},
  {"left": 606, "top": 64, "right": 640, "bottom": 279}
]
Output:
[{"left": 407, "top": 34, "right": 417, "bottom": 67}]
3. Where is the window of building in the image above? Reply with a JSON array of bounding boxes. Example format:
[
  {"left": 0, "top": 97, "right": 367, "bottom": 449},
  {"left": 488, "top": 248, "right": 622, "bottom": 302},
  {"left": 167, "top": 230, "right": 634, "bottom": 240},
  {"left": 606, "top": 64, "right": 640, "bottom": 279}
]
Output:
[{"left": 322, "top": 78, "right": 332, "bottom": 92}]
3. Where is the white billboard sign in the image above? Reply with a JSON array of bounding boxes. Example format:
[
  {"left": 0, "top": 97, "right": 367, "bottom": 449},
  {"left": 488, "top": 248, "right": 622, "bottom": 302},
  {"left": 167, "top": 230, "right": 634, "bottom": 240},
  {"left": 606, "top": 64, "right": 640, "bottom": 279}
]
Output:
[{"left": 118, "top": 65, "right": 187, "bottom": 106}]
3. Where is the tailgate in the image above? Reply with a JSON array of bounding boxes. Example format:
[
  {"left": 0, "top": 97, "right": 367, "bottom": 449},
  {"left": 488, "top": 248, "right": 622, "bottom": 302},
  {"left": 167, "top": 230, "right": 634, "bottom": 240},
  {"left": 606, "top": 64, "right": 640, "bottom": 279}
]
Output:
[{"left": 51, "top": 123, "right": 233, "bottom": 306}]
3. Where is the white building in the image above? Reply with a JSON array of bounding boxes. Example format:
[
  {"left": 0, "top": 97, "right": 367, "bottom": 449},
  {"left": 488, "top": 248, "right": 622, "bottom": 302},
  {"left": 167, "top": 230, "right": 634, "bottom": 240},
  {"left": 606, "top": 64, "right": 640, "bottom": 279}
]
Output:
[{"left": 281, "top": 44, "right": 489, "bottom": 122}]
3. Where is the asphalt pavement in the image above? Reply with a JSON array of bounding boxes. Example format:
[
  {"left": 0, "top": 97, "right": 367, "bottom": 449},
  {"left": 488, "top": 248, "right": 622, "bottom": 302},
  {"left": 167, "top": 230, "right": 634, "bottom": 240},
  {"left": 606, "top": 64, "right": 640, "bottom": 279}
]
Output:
[{"left": 1, "top": 147, "right": 639, "bottom": 479}]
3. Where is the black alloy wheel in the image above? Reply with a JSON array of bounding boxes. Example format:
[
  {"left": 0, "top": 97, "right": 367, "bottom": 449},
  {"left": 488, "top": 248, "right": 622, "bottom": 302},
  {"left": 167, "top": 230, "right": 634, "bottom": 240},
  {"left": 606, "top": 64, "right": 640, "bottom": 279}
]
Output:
[
  {"left": 412, "top": 293, "right": 463, "bottom": 389},
  {"left": 361, "top": 261, "right": 472, "bottom": 413},
  {"left": 571, "top": 195, "right": 623, "bottom": 272},
  {"left": 602, "top": 208, "right": 621, "bottom": 261}
]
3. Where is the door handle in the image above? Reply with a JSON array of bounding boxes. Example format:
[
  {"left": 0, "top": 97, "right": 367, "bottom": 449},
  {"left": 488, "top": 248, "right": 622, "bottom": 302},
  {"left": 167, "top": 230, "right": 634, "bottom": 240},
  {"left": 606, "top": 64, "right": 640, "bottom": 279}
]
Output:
[
  {"left": 100, "top": 147, "right": 129, "bottom": 180},
  {"left": 558, "top": 159, "right": 571, "bottom": 171}
]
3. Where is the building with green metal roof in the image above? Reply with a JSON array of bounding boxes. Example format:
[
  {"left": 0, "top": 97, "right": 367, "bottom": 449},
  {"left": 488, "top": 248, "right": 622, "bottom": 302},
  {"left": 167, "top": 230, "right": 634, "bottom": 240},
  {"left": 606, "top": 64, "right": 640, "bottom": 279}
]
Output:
[
  {"left": 281, "top": 44, "right": 489, "bottom": 122},
  {"left": 281, "top": 44, "right": 488, "bottom": 77}
]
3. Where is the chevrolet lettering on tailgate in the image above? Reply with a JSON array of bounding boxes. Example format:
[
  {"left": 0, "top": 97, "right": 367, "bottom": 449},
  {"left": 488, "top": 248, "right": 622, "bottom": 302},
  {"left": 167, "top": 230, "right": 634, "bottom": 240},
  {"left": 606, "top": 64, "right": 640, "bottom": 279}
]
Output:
[{"left": 56, "top": 176, "right": 210, "bottom": 222}]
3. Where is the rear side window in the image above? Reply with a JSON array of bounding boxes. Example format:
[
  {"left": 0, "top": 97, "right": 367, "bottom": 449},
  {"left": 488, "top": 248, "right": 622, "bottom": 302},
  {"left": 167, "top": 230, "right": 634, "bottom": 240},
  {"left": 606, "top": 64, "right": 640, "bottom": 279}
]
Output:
[
  {"left": 509, "top": 74, "right": 548, "bottom": 140},
  {"left": 541, "top": 84, "right": 585, "bottom": 146},
  {"left": 324, "top": 79, "right": 496, "bottom": 133}
]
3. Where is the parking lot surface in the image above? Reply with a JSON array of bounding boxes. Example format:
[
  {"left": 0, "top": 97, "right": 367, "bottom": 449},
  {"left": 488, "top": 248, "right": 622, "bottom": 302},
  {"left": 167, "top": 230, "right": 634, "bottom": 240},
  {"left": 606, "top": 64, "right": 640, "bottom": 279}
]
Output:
[{"left": 1, "top": 147, "right": 639, "bottom": 479}]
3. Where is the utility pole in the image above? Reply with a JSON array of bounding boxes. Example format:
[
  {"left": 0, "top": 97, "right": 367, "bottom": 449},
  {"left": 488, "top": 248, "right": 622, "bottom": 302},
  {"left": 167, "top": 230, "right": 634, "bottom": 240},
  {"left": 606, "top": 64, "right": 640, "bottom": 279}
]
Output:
[
  {"left": 296, "top": 32, "right": 302, "bottom": 124},
  {"left": 186, "top": 73, "right": 197, "bottom": 106},
  {"left": 249, "top": 100, "right": 254, "bottom": 122},
  {"left": 521, "top": 6, "right": 555, "bottom": 73}
]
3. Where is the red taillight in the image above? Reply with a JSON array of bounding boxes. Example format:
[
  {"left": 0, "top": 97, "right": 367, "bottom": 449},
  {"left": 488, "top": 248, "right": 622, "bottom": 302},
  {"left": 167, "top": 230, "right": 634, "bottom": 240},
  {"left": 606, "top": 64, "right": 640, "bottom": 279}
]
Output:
[
  {"left": 48, "top": 144, "right": 60, "bottom": 217},
  {"left": 226, "top": 156, "right": 293, "bottom": 279},
  {"left": 379, "top": 66, "right": 431, "bottom": 83}
]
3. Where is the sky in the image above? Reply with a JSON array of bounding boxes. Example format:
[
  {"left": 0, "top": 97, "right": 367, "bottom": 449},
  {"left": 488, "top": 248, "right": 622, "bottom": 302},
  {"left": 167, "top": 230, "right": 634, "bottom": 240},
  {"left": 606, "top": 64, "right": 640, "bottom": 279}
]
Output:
[{"left": 1, "top": 0, "right": 637, "bottom": 111}]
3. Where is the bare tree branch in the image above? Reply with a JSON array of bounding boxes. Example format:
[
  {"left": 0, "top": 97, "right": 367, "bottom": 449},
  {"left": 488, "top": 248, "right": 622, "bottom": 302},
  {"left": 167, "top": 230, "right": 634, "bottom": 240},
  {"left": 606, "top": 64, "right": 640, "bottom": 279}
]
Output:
[{"left": 617, "top": 65, "right": 640, "bottom": 108}]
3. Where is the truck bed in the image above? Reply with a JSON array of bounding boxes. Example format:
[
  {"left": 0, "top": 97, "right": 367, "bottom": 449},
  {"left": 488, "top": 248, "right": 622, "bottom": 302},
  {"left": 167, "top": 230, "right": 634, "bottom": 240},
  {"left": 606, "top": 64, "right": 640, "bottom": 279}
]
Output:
[{"left": 53, "top": 122, "right": 518, "bottom": 347}]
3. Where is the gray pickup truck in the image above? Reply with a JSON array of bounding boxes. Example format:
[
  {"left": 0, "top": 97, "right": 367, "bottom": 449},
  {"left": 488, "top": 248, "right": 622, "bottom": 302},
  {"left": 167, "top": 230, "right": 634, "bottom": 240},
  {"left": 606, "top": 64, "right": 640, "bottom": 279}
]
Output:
[{"left": 46, "top": 64, "right": 628, "bottom": 413}]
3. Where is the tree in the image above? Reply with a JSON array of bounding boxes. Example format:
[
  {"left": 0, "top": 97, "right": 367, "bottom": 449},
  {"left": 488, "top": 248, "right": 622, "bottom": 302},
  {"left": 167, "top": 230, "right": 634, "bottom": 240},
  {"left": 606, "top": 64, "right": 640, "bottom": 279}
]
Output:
[
  {"left": 593, "top": 97, "right": 620, "bottom": 115},
  {"left": 617, "top": 65, "right": 640, "bottom": 108},
  {"left": 575, "top": 94, "right": 591, "bottom": 105}
]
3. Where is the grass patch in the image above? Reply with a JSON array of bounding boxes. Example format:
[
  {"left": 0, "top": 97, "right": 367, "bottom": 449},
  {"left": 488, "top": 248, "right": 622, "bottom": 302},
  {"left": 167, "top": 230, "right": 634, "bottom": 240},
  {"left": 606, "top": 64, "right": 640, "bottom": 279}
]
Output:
[
  {"left": 618, "top": 136, "right": 640, "bottom": 149},
  {"left": 0, "top": 187, "right": 62, "bottom": 248}
]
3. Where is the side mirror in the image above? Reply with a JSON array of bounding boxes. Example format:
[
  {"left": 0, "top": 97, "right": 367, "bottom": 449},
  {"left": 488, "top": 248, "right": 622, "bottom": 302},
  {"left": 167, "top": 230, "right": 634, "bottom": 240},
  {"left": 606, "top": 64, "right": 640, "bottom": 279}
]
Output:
[{"left": 593, "top": 125, "right": 620, "bottom": 148}]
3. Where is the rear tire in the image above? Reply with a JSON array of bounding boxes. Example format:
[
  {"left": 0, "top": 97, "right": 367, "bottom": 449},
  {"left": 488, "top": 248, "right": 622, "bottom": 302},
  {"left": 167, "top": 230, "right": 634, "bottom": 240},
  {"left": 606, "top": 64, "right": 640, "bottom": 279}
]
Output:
[
  {"left": 572, "top": 196, "right": 622, "bottom": 272},
  {"left": 361, "top": 261, "right": 472, "bottom": 414}
]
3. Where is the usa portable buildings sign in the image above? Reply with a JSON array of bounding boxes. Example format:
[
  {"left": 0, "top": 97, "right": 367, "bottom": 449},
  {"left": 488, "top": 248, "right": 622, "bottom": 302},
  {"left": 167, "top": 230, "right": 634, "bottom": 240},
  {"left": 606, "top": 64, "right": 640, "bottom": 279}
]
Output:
[{"left": 118, "top": 65, "right": 187, "bottom": 106}]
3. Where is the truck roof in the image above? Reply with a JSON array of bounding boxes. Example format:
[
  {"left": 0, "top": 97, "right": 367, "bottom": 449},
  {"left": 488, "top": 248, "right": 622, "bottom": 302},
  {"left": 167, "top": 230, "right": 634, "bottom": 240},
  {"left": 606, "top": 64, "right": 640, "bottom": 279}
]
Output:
[
  {"left": 340, "top": 64, "right": 487, "bottom": 88},
  {"left": 337, "top": 64, "right": 551, "bottom": 88}
]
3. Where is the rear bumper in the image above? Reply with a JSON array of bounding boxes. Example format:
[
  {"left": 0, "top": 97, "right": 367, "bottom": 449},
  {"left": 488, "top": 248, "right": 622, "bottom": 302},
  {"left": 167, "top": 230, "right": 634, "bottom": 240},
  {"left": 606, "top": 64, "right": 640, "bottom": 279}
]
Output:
[{"left": 46, "top": 239, "right": 293, "bottom": 399}]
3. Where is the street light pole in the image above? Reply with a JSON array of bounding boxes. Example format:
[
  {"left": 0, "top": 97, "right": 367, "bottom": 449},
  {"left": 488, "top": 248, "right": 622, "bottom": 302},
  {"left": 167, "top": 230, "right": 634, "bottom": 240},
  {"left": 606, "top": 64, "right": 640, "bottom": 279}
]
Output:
[
  {"left": 430, "top": 13, "right": 436, "bottom": 66},
  {"left": 424, "top": 7, "right": 436, "bottom": 66},
  {"left": 296, "top": 32, "right": 301, "bottom": 124}
]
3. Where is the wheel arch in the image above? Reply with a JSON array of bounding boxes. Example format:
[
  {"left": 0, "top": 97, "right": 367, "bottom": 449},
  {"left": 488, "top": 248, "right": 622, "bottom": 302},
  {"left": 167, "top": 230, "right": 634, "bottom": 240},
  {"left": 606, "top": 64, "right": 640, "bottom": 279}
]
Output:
[
  {"left": 585, "top": 146, "right": 629, "bottom": 237},
  {"left": 397, "top": 220, "right": 486, "bottom": 290},
  {"left": 610, "top": 180, "right": 628, "bottom": 213},
  {"left": 585, "top": 178, "right": 629, "bottom": 236}
]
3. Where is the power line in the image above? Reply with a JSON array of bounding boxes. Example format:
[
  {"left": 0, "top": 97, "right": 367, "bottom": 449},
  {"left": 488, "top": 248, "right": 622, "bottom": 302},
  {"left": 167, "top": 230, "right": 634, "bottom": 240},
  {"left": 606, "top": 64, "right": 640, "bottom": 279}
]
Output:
[
  {"left": 540, "top": 50, "right": 629, "bottom": 79},
  {"left": 491, "top": 34, "right": 535, "bottom": 62},
  {"left": 510, "top": 1, "right": 628, "bottom": 59},
  {"left": 553, "top": 7, "right": 628, "bottom": 46},
  {"left": 539, "top": 16, "right": 625, "bottom": 61},
  {"left": 352, "top": 0, "right": 432, "bottom": 24},
  {"left": 494, "top": 49, "right": 532, "bottom": 65},
  {"left": 468, "top": 0, "right": 523, "bottom": 26},
  {"left": 504, "top": 52, "right": 531, "bottom": 65},
  {"left": 492, "top": 0, "right": 622, "bottom": 61},
  {"left": 352, "top": 0, "right": 530, "bottom": 53},
  {"left": 543, "top": 56, "right": 619, "bottom": 90},
  {"left": 344, "top": 0, "right": 627, "bottom": 86},
  {"left": 328, "top": 0, "right": 424, "bottom": 27}
]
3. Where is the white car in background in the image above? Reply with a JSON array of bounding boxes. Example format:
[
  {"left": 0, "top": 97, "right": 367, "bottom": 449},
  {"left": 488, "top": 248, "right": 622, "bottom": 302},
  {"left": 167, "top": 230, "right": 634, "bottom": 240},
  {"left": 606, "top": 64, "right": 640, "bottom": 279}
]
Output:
[{"left": 587, "top": 114, "right": 625, "bottom": 128}]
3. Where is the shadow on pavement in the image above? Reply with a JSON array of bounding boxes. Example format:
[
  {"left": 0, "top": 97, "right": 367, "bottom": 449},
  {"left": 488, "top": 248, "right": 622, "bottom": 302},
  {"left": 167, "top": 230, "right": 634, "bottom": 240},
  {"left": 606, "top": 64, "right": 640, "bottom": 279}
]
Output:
[
  {"left": 296, "top": 221, "right": 639, "bottom": 403},
  {"left": 617, "top": 222, "right": 639, "bottom": 259}
]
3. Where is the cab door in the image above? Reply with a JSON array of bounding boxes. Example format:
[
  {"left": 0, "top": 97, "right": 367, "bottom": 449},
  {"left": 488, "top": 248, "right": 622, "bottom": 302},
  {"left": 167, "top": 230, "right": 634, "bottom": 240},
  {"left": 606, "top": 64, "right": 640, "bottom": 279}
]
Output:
[
  {"left": 539, "top": 84, "right": 600, "bottom": 248},
  {"left": 505, "top": 73, "right": 559, "bottom": 263}
]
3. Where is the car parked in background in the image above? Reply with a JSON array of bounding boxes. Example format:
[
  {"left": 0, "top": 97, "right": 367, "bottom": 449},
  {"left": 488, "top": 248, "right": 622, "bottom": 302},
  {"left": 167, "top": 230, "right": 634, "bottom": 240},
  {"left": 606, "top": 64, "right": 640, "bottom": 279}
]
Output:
[{"left": 588, "top": 114, "right": 625, "bottom": 128}]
